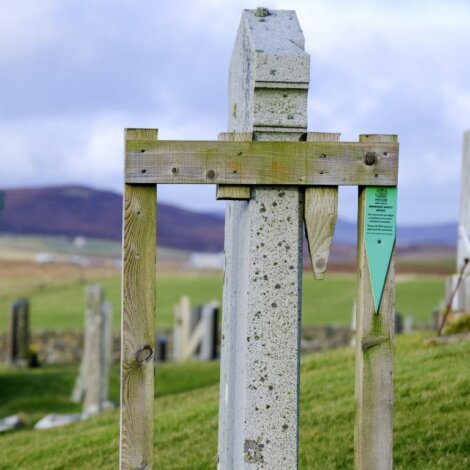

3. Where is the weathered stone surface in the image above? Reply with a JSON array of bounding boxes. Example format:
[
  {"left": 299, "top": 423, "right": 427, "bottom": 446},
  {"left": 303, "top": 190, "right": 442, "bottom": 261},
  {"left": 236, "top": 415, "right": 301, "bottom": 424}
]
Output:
[{"left": 219, "top": 8, "right": 308, "bottom": 469}]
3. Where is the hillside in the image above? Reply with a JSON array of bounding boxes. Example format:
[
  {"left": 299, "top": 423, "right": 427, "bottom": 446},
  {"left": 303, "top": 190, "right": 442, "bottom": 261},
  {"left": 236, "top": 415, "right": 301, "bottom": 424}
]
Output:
[
  {"left": 0, "top": 185, "right": 458, "bottom": 253},
  {"left": 0, "top": 334, "right": 469, "bottom": 468},
  {"left": 0, "top": 186, "right": 224, "bottom": 253}
]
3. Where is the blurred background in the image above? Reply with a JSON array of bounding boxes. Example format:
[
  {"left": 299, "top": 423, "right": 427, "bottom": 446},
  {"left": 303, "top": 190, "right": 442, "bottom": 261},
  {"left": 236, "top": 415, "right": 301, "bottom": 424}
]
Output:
[{"left": 0, "top": 1, "right": 469, "bottom": 468}]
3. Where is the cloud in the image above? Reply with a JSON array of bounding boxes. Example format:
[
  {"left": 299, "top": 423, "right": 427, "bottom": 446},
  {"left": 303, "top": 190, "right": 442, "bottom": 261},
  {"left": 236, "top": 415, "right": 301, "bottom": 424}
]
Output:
[{"left": 0, "top": 0, "right": 469, "bottom": 223}]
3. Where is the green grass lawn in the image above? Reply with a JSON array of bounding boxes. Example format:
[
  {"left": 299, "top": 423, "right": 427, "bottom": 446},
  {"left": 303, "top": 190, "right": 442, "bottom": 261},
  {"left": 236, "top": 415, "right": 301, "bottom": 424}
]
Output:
[
  {"left": 0, "top": 334, "right": 469, "bottom": 469},
  {"left": 0, "top": 273, "right": 444, "bottom": 332}
]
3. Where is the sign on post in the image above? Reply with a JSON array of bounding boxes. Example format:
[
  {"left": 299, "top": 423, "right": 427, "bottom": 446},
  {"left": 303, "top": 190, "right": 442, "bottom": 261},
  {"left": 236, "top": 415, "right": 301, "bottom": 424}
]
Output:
[{"left": 364, "top": 187, "right": 397, "bottom": 312}]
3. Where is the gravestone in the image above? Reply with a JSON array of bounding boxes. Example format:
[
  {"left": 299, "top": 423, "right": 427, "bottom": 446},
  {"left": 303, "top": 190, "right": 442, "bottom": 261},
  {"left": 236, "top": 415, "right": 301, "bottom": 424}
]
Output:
[
  {"left": 8, "top": 299, "right": 30, "bottom": 367},
  {"left": 452, "top": 131, "right": 470, "bottom": 311},
  {"left": 71, "top": 285, "right": 113, "bottom": 416},
  {"left": 218, "top": 9, "right": 308, "bottom": 468},
  {"left": 173, "top": 297, "right": 219, "bottom": 362}
]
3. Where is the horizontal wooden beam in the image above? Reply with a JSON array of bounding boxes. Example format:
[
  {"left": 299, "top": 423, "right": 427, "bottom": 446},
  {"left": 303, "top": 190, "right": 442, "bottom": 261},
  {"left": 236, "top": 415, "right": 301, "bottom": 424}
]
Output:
[{"left": 125, "top": 132, "right": 398, "bottom": 186}]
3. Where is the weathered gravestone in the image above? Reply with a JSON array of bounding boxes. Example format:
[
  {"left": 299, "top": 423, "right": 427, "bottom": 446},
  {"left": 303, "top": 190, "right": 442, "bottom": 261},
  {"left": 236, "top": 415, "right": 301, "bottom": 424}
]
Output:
[
  {"left": 449, "top": 131, "right": 470, "bottom": 311},
  {"left": 120, "top": 8, "right": 398, "bottom": 469},
  {"left": 8, "top": 299, "right": 30, "bottom": 367},
  {"left": 173, "top": 296, "right": 219, "bottom": 362},
  {"left": 71, "top": 285, "right": 113, "bottom": 416}
]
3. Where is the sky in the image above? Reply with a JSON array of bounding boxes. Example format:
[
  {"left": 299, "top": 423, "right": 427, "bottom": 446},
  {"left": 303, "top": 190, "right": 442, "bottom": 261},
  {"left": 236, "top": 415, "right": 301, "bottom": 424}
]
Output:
[{"left": 0, "top": 0, "right": 469, "bottom": 224}]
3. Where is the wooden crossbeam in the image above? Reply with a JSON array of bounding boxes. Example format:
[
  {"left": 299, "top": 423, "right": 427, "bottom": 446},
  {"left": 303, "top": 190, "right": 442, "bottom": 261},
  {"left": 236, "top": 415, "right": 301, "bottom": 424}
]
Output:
[{"left": 125, "top": 130, "right": 398, "bottom": 186}]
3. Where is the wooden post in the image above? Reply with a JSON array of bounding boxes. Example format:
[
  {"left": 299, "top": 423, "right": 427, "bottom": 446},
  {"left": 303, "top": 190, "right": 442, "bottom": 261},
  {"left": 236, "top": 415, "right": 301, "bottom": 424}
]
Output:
[
  {"left": 120, "top": 129, "right": 157, "bottom": 469},
  {"left": 304, "top": 132, "right": 340, "bottom": 279},
  {"left": 8, "top": 299, "right": 30, "bottom": 367},
  {"left": 218, "top": 9, "right": 309, "bottom": 468},
  {"left": 355, "top": 134, "right": 396, "bottom": 470}
]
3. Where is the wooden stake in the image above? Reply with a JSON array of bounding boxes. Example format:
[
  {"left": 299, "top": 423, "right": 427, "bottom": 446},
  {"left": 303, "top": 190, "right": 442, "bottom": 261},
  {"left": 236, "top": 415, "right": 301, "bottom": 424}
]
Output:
[
  {"left": 120, "top": 129, "right": 157, "bottom": 469},
  {"left": 216, "top": 132, "right": 252, "bottom": 200},
  {"left": 355, "top": 134, "right": 397, "bottom": 470},
  {"left": 304, "top": 132, "right": 340, "bottom": 279}
]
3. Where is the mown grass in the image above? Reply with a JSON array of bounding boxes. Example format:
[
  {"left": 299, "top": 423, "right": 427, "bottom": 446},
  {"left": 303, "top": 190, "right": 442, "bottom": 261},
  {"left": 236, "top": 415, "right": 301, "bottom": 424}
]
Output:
[
  {"left": 0, "top": 273, "right": 444, "bottom": 332},
  {"left": 0, "top": 334, "right": 469, "bottom": 469}
]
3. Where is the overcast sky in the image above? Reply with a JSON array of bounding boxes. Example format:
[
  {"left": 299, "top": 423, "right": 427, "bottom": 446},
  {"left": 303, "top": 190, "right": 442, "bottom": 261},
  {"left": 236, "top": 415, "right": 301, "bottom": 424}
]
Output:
[{"left": 1, "top": 0, "right": 469, "bottom": 224}]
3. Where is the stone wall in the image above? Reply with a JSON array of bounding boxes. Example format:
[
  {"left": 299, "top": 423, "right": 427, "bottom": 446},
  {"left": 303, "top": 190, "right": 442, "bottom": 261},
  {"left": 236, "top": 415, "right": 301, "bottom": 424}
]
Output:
[{"left": 0, "top": 326, "right": 352, "bottom": 365}]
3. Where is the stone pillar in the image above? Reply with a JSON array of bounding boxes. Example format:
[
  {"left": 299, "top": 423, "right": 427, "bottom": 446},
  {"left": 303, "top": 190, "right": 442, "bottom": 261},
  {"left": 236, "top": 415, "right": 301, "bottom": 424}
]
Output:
[
  {"left": 72, "top": 285, "right": 112, "bottom": 416},
  {"left": 457, "top": 131, "right": 470, "bottom": 271},
  {"left": 8, "top": 299, "right": 30, "bottom": 367},
  {"left": 455, "top": 131, "right": 470, "bottom": 310},
  {"left": 218, "top": 8, "right": 309, "bottom": 469}
]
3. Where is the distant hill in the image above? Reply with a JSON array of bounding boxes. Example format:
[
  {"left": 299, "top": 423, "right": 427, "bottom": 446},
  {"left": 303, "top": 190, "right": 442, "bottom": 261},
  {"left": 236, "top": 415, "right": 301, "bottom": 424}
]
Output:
[
  {"left": 0, "top": 185, "right": 458, "bottom": 252},
  {"left": 0, "top": 186, "right": 224, "bottom": 253}
]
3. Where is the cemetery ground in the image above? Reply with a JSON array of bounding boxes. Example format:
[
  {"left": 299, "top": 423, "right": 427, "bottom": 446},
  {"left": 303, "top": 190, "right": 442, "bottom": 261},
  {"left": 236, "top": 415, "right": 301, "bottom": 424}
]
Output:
[
  {"left": 0, "top": 334, "right": 469, "bottom": 469},
  {"left": 0, "top": 242, "right": 465, "bottom": 468},
  {"left": 0, "top": 261, "right": 445, "bottom": 332}
]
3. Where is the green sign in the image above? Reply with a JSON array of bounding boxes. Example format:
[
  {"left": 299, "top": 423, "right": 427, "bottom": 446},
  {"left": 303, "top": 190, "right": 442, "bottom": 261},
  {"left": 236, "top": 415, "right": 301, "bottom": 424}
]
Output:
[{"left": 364, "top": 187, "right": 397, "bottom": 313}]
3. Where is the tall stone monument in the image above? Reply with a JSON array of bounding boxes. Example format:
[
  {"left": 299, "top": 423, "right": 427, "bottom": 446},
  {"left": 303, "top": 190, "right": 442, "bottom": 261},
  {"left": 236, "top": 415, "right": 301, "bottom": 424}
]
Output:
[{"left": 218, "top": 8, "right": 309, "bottom": 468}]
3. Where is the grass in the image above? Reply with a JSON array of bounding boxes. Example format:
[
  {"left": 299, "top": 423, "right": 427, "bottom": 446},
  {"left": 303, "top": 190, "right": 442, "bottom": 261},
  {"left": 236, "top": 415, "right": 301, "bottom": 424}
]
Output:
[
  {"left": 0, "top": 272, "right": 445, "bottom": 332},
  {"left": 0, "top": 333, "right": 469, "bottom": 468}
]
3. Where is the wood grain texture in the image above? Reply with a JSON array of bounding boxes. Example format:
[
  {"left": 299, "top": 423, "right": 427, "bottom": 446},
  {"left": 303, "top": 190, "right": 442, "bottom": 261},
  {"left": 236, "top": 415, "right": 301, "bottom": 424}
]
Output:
[
  {"left": 120, "top": 130, "right": 157, "bottom": 469},
  {"left": 125, "top": 135, "right": 398, "bottom": 186},
  {"left": 354, "top": 133, "right": 397, "bottom": 470},
  {"left": 217, "top": 132, "right": 252, "bottom": 200},
  {"left": 304, "top": 132, "right": 340, "bottom": 279}
]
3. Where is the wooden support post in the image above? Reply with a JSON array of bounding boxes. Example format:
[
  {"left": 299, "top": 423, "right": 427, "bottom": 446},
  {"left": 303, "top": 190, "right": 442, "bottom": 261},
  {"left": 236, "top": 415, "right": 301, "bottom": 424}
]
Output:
[
  {"left": 120, "top": 129, "right": 157, "bottom": 469},
  {"left": 355, "top": 134, "right": 396, "bottom": 470},
  {"left": 304, "top": 132, "right": 340, "bottom": 279}
]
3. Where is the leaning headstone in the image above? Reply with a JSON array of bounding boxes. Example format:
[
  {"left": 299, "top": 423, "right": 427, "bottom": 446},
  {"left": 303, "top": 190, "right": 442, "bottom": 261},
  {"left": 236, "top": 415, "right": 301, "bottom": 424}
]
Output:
[
  {"left": 8, "top": 299, "right": 30, "bottom": 367},
  {"left": 218, "top": 9, "right": 309, "bottom": 468},
  {"left": 173, "top": 297, "right": 219, "bottom": 362},
  {"left": 71, "top": 285, "right": 113, "bottom": 416}
]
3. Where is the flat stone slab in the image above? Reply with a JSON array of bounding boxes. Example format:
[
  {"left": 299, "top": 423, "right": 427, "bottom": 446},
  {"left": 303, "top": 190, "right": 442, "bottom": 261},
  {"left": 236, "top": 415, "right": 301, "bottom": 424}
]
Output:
[
  {"left": 0, "top": 414, "right": 24, "bottom": 433},
  {"left": 34, "top": 413, "right": 82, "bottom": 430}
]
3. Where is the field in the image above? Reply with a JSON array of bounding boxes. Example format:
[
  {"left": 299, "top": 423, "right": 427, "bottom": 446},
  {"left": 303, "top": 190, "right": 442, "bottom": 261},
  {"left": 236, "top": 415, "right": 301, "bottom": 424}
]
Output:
[
  {"left": 0, "top": 239, "right": 465, "bottom": 468},
  {"left": 0, "top": 261, "right": 444, "bottom": 332},
  {"left": 0, "top": 334, "right": 469, "bottom": 469}
]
